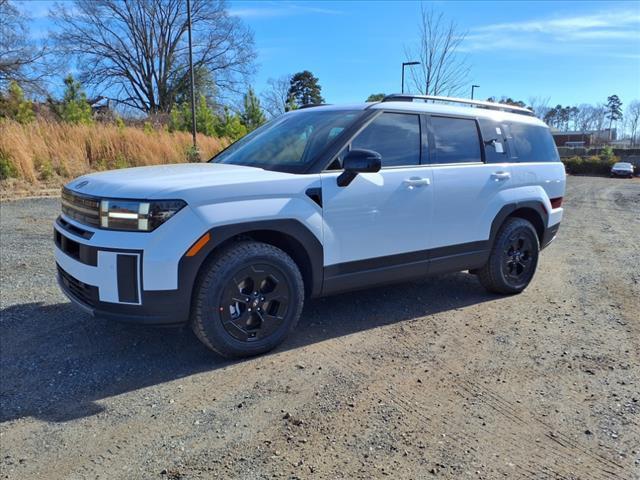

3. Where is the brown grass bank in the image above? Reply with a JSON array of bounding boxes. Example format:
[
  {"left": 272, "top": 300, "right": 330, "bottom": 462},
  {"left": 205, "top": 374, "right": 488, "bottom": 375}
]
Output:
[{"left": 0, "top": 120, "right": 228, "bottom": 195}]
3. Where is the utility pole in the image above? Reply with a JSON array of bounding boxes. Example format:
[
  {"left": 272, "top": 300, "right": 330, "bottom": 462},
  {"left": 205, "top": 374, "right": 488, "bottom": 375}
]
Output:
[
  {"left": 401, "top": 61, "right": 420, "bottom": 94},
  {"left": 471, "top": 84, "right": 480, "bottom": 100},
  {"left": 186, "top": 0, "right": 197, "bottom": 154}
]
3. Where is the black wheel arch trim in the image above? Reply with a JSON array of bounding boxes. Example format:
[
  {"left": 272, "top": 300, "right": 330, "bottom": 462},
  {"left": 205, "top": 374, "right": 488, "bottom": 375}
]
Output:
[
  {"left": 179, "top": 219, "right": 324, "bottom": 301},
  {"left": 489, "top": 201, "right": 549, "bottom": 248}
]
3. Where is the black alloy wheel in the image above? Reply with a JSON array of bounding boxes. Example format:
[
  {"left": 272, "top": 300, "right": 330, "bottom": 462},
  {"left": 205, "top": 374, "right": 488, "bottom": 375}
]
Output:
[
  {"left": 477, "top": 217, "right": 540, "bottom": 294},
  {"left": 191, "top": 241, "right": 304, "bottom": 358},
  {"left": 219, "top": 264, "right": 291, "bottom": 342},
  {"left": 502, "top": 232, "right": 535, "bottom": 285}
]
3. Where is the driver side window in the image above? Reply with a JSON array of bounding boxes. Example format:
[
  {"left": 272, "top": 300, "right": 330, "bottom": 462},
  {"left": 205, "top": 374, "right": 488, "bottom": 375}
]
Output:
[{"left": 350, "top": 112, "right": 421, "bottom": 167}]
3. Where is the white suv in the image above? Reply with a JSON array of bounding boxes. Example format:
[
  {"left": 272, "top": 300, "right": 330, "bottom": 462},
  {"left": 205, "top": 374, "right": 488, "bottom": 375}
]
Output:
[{"left": 55, "top": 95, "right": 565, "bottom": 358}]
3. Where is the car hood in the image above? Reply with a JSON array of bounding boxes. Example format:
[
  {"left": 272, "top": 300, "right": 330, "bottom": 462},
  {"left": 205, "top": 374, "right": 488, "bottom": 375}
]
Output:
[{"left": 65, "top": 163, "right": 298, "bottom": 201}]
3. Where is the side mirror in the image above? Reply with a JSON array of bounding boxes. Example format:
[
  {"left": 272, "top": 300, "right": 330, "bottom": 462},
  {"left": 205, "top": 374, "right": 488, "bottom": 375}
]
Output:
[{"left": 337, "top": 149, "right": 382, "bottom": 187}]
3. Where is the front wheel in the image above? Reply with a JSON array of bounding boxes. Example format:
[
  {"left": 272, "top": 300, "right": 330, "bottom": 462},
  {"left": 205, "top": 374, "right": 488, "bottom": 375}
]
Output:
[
  {"left": 477, "top": 218, "right": 540, "bottom": 294},
  {"left": 191, "top": 241, "right": 304, "bottom": 358}
]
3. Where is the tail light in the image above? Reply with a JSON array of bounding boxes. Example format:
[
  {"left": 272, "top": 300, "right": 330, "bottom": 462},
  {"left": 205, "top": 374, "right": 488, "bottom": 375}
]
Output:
[{"left": 550, "top": 197, "right": 563, "bottom": 209}]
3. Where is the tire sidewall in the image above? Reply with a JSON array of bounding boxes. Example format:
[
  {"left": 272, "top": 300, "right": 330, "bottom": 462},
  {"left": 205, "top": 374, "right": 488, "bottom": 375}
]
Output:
[
  {"left": 195, "top": 245, "right": 304, "bottom": 357},
  {"left": 495, "top": 220, "right": 539, "bottom": 292}
]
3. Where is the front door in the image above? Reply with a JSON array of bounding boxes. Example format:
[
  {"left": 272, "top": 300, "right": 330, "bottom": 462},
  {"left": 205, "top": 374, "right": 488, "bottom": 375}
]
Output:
[{"left": 320, "top": 112, "right": 433, "bottom": 292}]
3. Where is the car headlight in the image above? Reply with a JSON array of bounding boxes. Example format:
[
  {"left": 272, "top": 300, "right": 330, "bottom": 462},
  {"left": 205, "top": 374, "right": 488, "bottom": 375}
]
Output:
[{"left": 99, "top": 199, "right": 186, "bottom": 231}]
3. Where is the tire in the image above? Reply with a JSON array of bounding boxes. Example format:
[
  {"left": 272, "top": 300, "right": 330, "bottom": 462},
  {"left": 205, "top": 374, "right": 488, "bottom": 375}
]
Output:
[
  {"left": 477, "top": 217, "right": 540, "bottom": 295},
  {"left": 191, "top": 241, "right": 304, "bottom": 358}
]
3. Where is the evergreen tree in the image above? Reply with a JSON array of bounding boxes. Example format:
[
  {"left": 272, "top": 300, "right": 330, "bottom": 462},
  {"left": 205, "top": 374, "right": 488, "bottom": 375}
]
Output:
[
  {"left": 366, "top": 93, "right": 385, "bottom": 102},
  {"left": 286, "top": 70, "right": 324, "bottom": 109},
  {"left": 605, "top": 94, "right": 623, "bottom": 139},
  {"left": 170, "top": 94, "right": 219, "bottom": 137},
  {"left": 57, "top": 75, "right": 93, "bottom": 124},
  {"left": 216, "top": 107, "right": 247, "bottom": 140},
  {"left": 0, "top": 81, "right": 35, "bottom": 124},
  {"left": 241, "top": 88, "right": 266, "bottom": 132}
]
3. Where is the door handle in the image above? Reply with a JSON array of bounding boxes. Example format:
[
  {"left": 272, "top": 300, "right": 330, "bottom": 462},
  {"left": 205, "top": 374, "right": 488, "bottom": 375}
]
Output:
[
  {"left": 403, "top": 177, "right": 430, "bottom": 188},
  {"left": 491, "top": 171, "right": 511, "bottom": 181}
]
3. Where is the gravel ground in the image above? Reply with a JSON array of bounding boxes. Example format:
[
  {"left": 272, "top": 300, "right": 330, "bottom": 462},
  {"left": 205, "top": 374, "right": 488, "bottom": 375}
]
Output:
[{"left": 1, "top": 175, "right": 639, "bottom": 480}]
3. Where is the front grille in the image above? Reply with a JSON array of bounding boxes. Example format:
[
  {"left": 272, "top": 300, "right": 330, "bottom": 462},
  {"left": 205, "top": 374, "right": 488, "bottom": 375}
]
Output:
[
  {"left": 61, "top": 187, "right": 100, "bottom": 228},
  {"left": 57, "top": 264, "right": 99, "bottom": 306}
]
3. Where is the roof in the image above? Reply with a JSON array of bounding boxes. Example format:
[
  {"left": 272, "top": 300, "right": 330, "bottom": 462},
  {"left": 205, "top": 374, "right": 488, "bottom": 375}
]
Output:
[{"left": 292, "top": 100, "right": 547, "bottom": 127}]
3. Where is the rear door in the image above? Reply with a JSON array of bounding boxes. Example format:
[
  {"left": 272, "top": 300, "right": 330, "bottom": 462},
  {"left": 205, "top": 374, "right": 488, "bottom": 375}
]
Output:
[
  {"left": 320, "top": 111, "right": 433, "bottom": 278},
  {"left": 428, "top": 115, "right": 512, "bottom": 255}
]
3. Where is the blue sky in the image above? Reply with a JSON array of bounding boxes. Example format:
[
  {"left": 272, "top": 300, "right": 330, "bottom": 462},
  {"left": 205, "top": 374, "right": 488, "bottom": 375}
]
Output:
[{"left": 23, "top": 0, "right": 640, "bottom": 108}]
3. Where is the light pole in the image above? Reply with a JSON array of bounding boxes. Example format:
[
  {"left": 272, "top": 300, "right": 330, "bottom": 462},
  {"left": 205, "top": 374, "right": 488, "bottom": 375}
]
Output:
[
  {"left": 401, "top": 61, "right": 420, "bottom": 94},
  {"left": 471, "top": 84, "right": 480, "bottom": 100},
  {"left": 186, "top": 0, "right": 197, "bottom": 154}
]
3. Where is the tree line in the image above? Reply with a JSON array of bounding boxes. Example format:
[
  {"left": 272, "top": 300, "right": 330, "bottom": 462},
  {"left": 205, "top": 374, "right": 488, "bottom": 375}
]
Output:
[
  {"left": 0, "top": 0, "right": 325, "bottom": 140},
  {"left": 1, "top": 0, "right": 638, "bottom": 145}
]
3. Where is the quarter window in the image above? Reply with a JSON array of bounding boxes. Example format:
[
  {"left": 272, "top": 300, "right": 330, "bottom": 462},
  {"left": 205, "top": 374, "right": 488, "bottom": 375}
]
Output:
[
  {"left": 350, "top": 112, "right": 421, "bottom": 167},
  {"left": 431, "top": 116, "right": 482, "bottom": 164},
  {"left": 506, "top": 123, "right": 560, "bottom": 162}
]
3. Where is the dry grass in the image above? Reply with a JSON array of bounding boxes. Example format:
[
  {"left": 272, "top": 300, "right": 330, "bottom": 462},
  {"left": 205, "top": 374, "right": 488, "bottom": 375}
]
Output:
[{"left": 0, "top": 120, "right": 228, "bottom": 186}]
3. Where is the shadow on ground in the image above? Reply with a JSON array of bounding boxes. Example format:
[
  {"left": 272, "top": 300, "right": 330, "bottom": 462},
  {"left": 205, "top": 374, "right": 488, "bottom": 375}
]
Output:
[{"left": 0, "top": 272, "right": 497, "bottom": 424}]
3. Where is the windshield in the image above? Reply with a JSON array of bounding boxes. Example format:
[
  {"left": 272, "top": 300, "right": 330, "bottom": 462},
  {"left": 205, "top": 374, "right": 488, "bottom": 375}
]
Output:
[
  {"left": 614, "top": 162, "right": 631, "bottom": 168},
  {"left": 212, "top": 109, "right": 362, "bottom": 173}
]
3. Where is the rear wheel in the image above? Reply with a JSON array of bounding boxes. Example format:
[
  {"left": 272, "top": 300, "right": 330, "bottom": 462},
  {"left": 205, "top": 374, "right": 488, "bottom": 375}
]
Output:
[
  {"left": 191, "top": 241, "right": 304, "bottom": 358},
  {"left": 477, "top": 217, "right": 539, "bottom": 294}
]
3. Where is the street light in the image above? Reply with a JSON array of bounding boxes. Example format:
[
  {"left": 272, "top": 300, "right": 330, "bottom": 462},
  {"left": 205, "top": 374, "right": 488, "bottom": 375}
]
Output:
[
  {"left": 401, "top": 61, "right": 420, "bottom": 94},
  {"left": 471, "top": 84, "right": 480, "bottom": 100}
]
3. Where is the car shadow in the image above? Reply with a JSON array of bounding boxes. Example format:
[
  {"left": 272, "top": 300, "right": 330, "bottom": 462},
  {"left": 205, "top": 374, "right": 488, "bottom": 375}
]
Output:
[{"left": 0, "top": 272, "right": 497, "bottom": 424}]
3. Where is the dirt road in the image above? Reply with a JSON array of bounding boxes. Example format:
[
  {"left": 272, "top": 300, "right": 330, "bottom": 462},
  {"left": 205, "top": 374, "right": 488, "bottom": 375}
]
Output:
[{"left": 1, "top": 176, "right": 639, "bottom": 479}]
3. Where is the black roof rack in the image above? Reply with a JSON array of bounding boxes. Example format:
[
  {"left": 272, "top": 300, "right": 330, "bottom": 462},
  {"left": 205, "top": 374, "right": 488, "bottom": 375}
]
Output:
[
  {"left": 381, "top": 94, "right": 535, "bottom": 116},
  {"left": 298, "top": 103, "right": 331, "bottom": 109}
]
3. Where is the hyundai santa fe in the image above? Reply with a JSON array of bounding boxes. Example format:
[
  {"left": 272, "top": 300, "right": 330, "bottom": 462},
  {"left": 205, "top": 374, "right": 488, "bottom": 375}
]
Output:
[{"left": 55, "top": 94, "right": 565, "bottom": 358}]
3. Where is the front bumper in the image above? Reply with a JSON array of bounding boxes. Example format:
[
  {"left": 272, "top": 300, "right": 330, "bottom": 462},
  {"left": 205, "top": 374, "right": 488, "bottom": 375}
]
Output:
[
  {"left": 611, "top": 170, "right": 633, "bottom": 177},
  {"left": 57, "top": 263, "right": 189, "bottom": 325},
  {"left": 54, "top": 210, "right": 210, "bottom": 326}
]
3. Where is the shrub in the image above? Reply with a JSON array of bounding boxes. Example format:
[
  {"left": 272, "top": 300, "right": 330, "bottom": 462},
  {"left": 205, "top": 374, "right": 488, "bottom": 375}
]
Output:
[
  {"left": 39, "top": 160, "right": 54, "bottom": 180},
  {"left": 599, "top": 145, "right": 614, "bottom": 162},
  {"left": 0, "top": 151, "right": 19, "bottom": 179},
  {"left": 563, "top": 154, "right": 617, "bottom": 175},
  {"left": 0, "top": 82, "right": 35, "bottom": 124},
  {"left": 186, "top": 145, "right": 201, "bottom": 163}
]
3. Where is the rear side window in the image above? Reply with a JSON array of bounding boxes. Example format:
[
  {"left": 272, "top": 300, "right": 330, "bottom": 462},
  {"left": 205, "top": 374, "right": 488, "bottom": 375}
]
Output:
[
  {"left": 506, "top": 123, "right": 560, "bottom": 162},
  {"left": 351, "top": 112, "right": 421, "bottom": 167},
  {"left": 431, "top": 116, "right": 482, "bottom": 164}
]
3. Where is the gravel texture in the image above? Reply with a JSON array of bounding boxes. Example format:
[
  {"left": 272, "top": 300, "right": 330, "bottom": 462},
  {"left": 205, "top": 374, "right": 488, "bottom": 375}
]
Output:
[{"left": 1, "top": 176, "right": 639, "bottom": 479}]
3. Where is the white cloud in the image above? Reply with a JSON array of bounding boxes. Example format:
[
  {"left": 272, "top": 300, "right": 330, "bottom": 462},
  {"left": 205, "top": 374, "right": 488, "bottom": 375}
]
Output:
[
  {"left": 464, "top": 9, "right": 640, "bottom": 54},
  {"left": 229, "top": 2, "right": 343, "bottom": 19},
  {"left": 475, "top": 10, "right": 640, "bottom": 34}
]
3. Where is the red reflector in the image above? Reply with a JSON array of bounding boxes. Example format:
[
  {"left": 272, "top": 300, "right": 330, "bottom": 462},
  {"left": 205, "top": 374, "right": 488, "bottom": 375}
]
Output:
[{"left": 550, "top": 197, "right": 563, "bottom": 209}]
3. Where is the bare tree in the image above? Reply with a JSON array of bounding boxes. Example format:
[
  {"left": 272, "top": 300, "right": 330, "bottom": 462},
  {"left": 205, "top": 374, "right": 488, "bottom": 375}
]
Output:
[
  {"left": 51, "top": 0, "right": 256, "bottom": 114},
  {"left": 405, "top": 6, "right": 470, "bottom": 97},
  {"left": 261, "top": 74, "right": 291, "bottom": 118},
  {"left": 0, "top": 0, "right": 48, "bottom": 92},
  {"left": 627, "top": 100, "right": 640, "bottom": 146},
  {"left": 528, "top": 96, "right": 550, "bottom": 121}
]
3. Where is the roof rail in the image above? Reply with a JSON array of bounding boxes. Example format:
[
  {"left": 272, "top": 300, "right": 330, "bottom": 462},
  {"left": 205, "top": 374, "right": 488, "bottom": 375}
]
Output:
[
  {"left": 298, "top": 103, "right": 330, "bottom": 109},
  {"left": 381, "top": 94, "right": 535, "bottom": 116}
]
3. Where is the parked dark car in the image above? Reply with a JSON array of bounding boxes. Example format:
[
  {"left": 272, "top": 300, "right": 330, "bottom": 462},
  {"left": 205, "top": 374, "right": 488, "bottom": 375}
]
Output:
[{"left": 610, "top": 162, "right": 635, "bottom": 178}]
